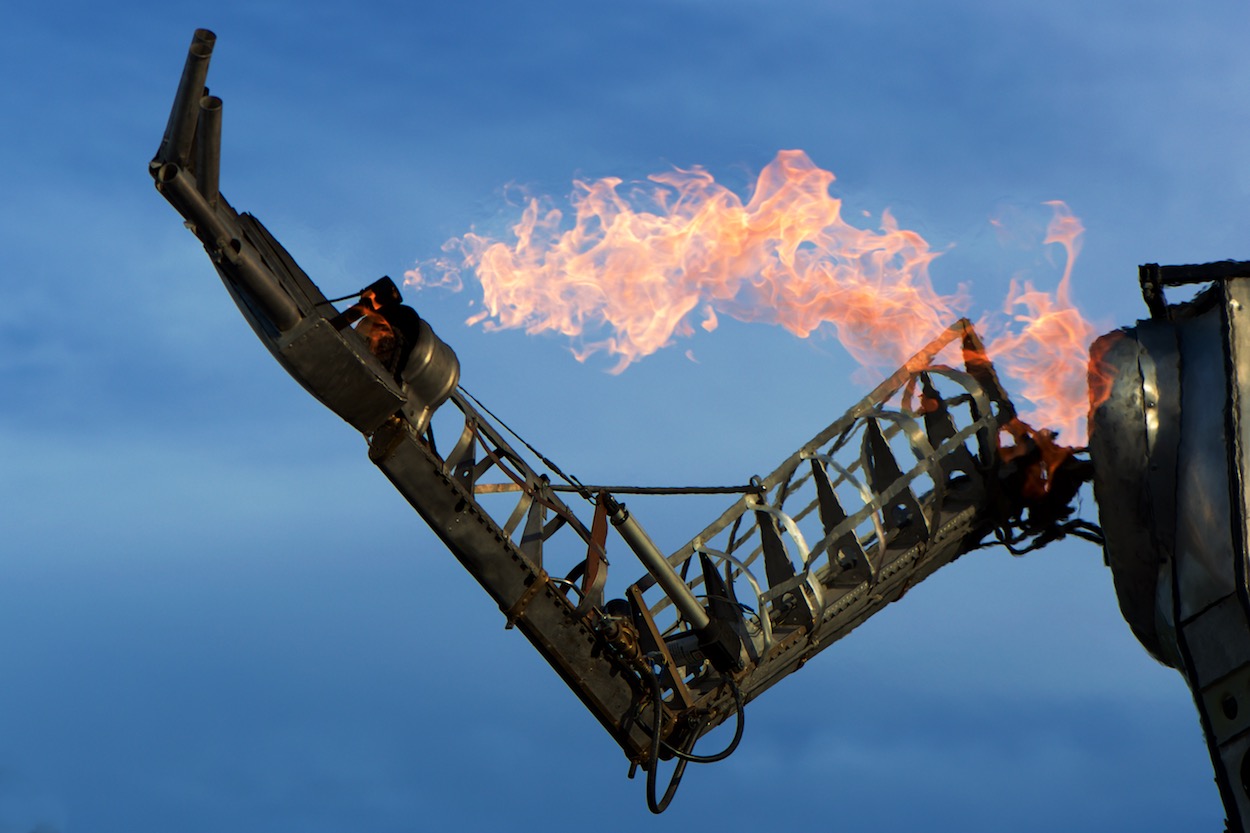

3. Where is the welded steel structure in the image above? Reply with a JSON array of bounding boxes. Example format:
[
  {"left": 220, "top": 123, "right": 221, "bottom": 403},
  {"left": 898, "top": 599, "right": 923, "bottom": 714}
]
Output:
[
  {"left": 152, "top": 30, "right": 1090, "bottom": 811},
  {"left": 1091, "top": 262, "right": 1250, "bottom": 832}
]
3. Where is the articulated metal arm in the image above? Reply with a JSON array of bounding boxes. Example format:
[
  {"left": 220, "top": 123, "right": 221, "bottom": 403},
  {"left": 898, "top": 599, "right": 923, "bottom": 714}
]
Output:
[
  {"left": 151, "top": 29, "right": 1090, "bottom": 812},
  {"left": 151, "top": 28, "right": 655, "bottom": 763}
]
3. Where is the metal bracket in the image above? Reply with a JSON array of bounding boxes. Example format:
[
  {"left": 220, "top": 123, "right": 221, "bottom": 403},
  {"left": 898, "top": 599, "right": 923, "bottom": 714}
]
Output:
[{"left": 504, "top": 571, "right": 551, "bottom": 630}]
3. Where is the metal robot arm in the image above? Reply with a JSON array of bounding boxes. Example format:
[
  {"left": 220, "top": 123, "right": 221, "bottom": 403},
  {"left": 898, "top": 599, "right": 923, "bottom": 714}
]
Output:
[{"left": 151, "top": 29, "right": 1094, "bottom": 812}]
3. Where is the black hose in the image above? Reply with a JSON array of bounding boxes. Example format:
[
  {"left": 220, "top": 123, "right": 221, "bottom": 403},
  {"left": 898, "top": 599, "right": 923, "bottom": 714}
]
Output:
[
  {"left": 317, "top": 291, "right": 363, "bottom": 305},
  {"left": 640, "top": 665, "right": 746, "bottom": 813},
  {"left": 646, "top": 713, "right": 692, "bottom": 813},
  {"left": 644, "top": 666, "right": 692, "bottom": 814},
  {"left": 662, "top": 678, "right": 744, "bottom": 764}
]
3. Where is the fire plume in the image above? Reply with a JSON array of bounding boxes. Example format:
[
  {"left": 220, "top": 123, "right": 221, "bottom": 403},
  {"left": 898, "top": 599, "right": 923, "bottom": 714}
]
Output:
[
  {"left": 408, "top": 151, "right": 1102, "bottom": 443},
  {"left": 982, "top": 201, "right": 1098, "bottom": 443},
  {"left": 411, "top": 151, "right": 962, "bottom": 373}
]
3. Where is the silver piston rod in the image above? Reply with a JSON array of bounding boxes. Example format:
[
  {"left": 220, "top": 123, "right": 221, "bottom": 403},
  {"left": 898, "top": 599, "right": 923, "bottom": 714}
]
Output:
[{"left": 604, "top": 494, "right": 711, "bottom": 631}]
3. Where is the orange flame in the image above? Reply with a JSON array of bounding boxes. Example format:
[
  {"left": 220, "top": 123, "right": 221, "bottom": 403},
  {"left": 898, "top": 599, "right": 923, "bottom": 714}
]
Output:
[
  {"left": 999, "top": 417, "right": 1073, "bottom": 502},
  {"left": 409, "top": 151, "right": 963, "bottom": 373},
  {"left": 982, "top": 201, "right": 1098, "bottom": 443},
  {"left": 408, "top": 152, "right": 1102, "bottom": 442},
  {"left": 1086, "top": 330, "right": 1125, "bottom": 417}
]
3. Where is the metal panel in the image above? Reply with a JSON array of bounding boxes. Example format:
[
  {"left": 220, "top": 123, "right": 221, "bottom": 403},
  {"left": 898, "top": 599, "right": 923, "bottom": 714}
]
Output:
[
  {"left": 1187, "top": 596, "right": 1250, "bottom": 685},
  {"left": 1174, "top": 306, "right": 1237, "bottom": 620},
  {"left": 1091, "top": 265, "right": 1250, "bottom": 832},
  {"left": 1227, "top": 277, "right": 1250, "bottom": 609}
]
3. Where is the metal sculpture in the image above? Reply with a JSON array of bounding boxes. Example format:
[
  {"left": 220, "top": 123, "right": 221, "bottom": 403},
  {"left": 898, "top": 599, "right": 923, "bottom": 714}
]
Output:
[{"left": 151, "top": 29, "right": 1096, "bottom": 812}]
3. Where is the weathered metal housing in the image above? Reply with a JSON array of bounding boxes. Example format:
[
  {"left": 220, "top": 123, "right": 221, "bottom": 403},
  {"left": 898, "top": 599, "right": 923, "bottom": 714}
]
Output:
[
  {"left": 1090, "top": 262, "right": 1250, "bottom": 831},
  {"left": 152, "top": 29, "right": 1091, "bottom": 812}
]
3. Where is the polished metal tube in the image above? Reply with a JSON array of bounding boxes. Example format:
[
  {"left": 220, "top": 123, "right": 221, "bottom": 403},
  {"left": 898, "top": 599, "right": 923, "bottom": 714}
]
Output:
[{"left": 609, "top": 502, "right": 710, "bottom": 630}]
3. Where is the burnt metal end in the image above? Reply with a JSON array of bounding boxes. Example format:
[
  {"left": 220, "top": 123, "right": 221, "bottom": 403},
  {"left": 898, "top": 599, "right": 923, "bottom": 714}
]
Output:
[{"left": 1139, "top": 259, "right": 1250, "bottom": 319}]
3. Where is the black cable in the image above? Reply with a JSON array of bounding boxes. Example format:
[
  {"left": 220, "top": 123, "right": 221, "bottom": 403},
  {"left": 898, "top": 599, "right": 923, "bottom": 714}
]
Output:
[
  {"left": 994, "top": 517, "right": 1105, "bottom": 555},
  {"left": 456, "top": 386, "right": 764, "bottom": 504},
  {"left": 644, "top": 666, "right": 692, "bottom": 814},
  {"left": 456, "top": 385, "right": 596, "bottom": 503},
  {"left": 548, "top": 483, "right": 758, "bottom": 495},
  {"left": 646, "top": 706, "right": 692, "bottom": 813},
  {"left": 639, "top": 664, "right": 746, "bottom": 812},
  {"left": 316, "top": 291, "right": 364, "bottom": 305},
  {"left": 660, "top": 678, "right": 745, "bottom": 764}
]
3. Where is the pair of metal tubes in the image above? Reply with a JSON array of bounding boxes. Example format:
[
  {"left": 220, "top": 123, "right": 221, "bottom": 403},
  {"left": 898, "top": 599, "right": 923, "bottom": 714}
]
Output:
[{"left": 152, "top": 28, "right": 300, "bottom": 333}]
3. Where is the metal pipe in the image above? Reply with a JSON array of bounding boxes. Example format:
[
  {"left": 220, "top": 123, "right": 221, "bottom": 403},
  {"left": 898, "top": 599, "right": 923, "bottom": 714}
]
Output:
[
  {"left": 154, "top": 162, "right": 230, "bottom": 247},
  {"left": 606, "top": 497, "right": 710, "bottom": 631},
  {"left": 157, "top": 28, "right": 216, "bottom": 166},
  {"left": 195, "top": 95, "right": 222, "bottom": 207},
  {"left": 218, "top": 238, "right": 302, "bottom": 332},
  {"left": 153, "top": 162, "right": 301, "bottom": 331}
]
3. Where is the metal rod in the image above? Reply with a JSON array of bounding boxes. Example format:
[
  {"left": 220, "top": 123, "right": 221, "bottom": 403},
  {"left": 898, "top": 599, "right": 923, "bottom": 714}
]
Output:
[
  {"left": 195, "top": 95, "right": 222, "bottom": 206},
  {"left": 1156, "top": 260, "right": 1250, "bottom": 285},
  {"left": 156, "top": 28, "right": 216, "bottom": 166},
  {"left": 154, "top": 162, "right": 230, "bottom": 246},
  {"left": 606, "top": 497, "right": 711, "bottom": 630},
  {"left": 476, "top": 483, "right": 756, "bottom": 495},
  {"left": 219, "top": 237, "right": 302, "bottom": 332},
  {"left": 553, "top": 484, "right": 756, "bottom": 495},
  {"left": 153, "top": 162, "right": 300, "bottom": 331}
]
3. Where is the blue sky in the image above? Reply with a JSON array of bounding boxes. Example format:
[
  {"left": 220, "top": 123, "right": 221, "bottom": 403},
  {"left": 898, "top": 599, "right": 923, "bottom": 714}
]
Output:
[{"left": 3, "top": 1, "right": 1247, "bottom": 830}]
